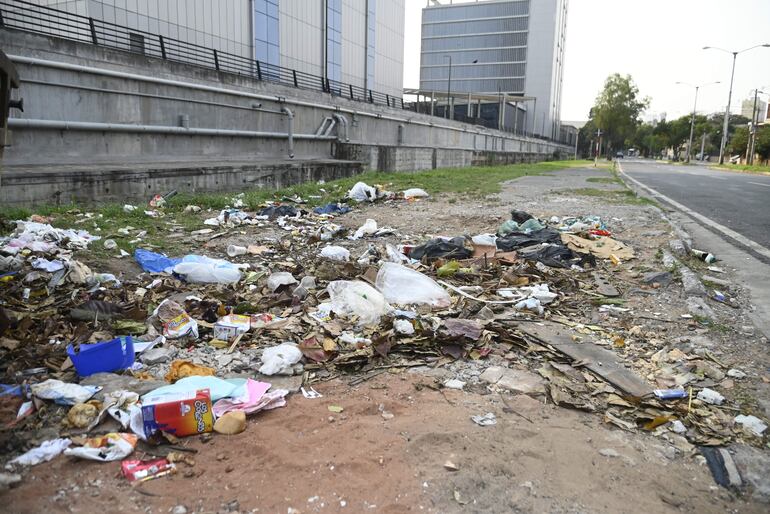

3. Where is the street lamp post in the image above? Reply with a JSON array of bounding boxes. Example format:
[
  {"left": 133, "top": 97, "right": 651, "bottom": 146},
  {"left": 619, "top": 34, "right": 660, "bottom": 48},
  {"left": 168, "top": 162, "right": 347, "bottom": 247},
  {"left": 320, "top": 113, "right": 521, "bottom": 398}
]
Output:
[
  {"left": 703, "top": 44, "right": 770, "bottom": 164},
  {"left": 675, "top": 81, "right": 720, "bottom": 162}
]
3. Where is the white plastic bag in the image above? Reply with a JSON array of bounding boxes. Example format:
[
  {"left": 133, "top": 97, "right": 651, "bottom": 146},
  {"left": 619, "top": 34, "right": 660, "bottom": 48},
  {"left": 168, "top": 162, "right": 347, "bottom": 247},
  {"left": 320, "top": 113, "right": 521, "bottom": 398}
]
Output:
[
  {"left": 173, "top": 255, "right": 241, "bottom": 283},
  {"left": 327, "top": 280, "right": 390, "bottom": 325},
  {"left": 30, "top": 380, "right": 100, "bottom": 405},
  {"left": 259, "top": 343, "right": 303, "bottom": 376},
  {"left": 393, "top": 319, "right": 415, "bottom": 335},
  {"left": 266, "top": 272, "right": 298, "bottom": 292},
  {"left": 320, "top": 245, "right": 351, "bottom": 261},
  {"left": 472, "top": 234, "right": 497, "bottom": 247},
  {"left": 515, "top": 297, "right": 543, "bottom": 315},
  {"left": 348, "top": 182, "right": 377, "bottom": 202},
  {"left": 375, "top": 263, "right": 452, "bottom": 308},
  {"left": 523, "top": 284, "right": 558, "bottom": 304},
  {"left": 402, "top": 188, "right": 429, "bottom": 199},
  {"left": 385, "top": 243, "right": 409, "bottom": 263},
  {"left": 351, "top": 219, "right": 378, "bottom": 240},
  {"left": 6, "top": 438, "right": 71, "bottom": 468}
]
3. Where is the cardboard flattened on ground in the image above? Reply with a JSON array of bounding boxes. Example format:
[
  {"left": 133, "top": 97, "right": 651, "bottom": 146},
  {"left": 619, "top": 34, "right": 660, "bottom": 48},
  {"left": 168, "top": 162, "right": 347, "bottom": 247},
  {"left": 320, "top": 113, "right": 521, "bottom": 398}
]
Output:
[
  {"left": 561, "top": 233, "right": 635, "bottom": 260},
  {"left": 521, "top": 321, "right": 652, "bottom": 398}
]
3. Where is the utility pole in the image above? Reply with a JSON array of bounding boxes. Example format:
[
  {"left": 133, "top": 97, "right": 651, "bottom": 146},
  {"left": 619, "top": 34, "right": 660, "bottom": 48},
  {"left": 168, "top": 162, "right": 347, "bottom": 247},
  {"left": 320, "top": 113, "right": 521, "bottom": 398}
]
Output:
[
  {"left": 574, "top": 130, "right": 579, "bottom": 160},
  {"left": 747, "top": 88, "right": 765, "bottom": 165},
  {"left": 700, "top": 132, "right": 707, "bottom": 161},
  {"left": 703, "top": 44, "right": 770, "bottom": 164},
  {"left": 718, "top": 52, "right": 737, "bottom": 165},
  {"left": 676, "top": 81, "right": 719, "bottom": 163},
  {"left": 594, "top": 128, "right": 602, "bottom": 167}
]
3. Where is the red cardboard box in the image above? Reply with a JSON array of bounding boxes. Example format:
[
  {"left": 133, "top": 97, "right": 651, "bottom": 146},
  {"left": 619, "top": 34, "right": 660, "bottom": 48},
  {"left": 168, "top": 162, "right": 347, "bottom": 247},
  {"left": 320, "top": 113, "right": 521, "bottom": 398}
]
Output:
[{"left": 141, "top": 389, "right": 213, "bottom": 437}]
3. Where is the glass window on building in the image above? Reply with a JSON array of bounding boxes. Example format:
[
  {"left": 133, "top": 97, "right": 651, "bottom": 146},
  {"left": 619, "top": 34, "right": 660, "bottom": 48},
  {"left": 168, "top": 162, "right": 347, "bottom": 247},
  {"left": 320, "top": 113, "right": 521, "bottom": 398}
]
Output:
[
  {"left": 326, "top": 0, "right": 342, "bottom": 85},
  {"left": 254, "top": 0, "right": 280, "bottom": 68},
  {"left": 366, "top": 0, "right": 376, "bottom": 92}
]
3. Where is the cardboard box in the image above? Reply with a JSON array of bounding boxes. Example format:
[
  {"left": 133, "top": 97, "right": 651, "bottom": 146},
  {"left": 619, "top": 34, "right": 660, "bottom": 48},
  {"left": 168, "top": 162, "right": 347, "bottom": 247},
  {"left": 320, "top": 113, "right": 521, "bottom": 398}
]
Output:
[
  {"left": 141, "top": 389, "right": 213, "bottom": 437},
  {"left": 213, "top": 314, "right": 251, "bottom": 342}
]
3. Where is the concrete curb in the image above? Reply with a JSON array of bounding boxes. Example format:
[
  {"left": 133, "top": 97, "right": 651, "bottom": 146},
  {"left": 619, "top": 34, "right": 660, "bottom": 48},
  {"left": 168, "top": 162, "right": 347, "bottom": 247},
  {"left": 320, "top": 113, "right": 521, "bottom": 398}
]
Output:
[{"left": 616, "top": 162, "right": 712, "bottom": 318}]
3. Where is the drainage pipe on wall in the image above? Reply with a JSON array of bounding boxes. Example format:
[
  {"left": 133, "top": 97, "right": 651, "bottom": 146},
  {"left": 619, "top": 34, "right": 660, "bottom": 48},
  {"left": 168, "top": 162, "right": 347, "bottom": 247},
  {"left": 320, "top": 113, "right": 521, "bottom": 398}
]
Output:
[
  {"left": 281, "top": 106, "right": 295, "bottom": 159},
  {"left": 332, "top": 113, "right": 349, "bottom": 142},
  {"left": 7, "top": 118, "right": 335, "bottom": 143},
  {"left": 8, "top": 55, "right": 562, "bottom": 150}
]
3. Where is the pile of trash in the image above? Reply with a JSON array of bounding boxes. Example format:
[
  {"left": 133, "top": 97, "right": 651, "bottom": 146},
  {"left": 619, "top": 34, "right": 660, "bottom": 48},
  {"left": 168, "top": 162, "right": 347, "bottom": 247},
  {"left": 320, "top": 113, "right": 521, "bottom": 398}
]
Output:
[{"left": 0, "top": 193, "right": 764, "bottom": 487}]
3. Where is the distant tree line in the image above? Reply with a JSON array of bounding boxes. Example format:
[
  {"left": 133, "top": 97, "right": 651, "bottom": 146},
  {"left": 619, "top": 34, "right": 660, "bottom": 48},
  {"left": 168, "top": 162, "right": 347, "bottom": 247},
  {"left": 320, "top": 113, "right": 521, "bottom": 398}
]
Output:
[{"left": 577, "top": 74, "right": 770, "bottom": 164}]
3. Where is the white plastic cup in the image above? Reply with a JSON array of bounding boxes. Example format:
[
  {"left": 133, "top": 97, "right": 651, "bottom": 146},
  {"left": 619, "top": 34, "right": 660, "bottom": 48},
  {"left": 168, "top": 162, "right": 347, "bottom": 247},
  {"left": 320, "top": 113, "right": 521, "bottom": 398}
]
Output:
[{"left": 227, "top": 245, "right": 247, "bottom": 257}]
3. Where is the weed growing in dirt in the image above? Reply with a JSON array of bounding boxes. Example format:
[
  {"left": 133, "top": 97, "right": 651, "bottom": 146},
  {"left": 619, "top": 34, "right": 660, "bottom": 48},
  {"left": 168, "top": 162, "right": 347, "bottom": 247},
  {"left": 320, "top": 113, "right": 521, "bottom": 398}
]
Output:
[
  {"left": 586, "top": 176, "right": 623, "bottom": 185},
  {"left": 564, "top": 188, "right": 659, "bottom": 207}
]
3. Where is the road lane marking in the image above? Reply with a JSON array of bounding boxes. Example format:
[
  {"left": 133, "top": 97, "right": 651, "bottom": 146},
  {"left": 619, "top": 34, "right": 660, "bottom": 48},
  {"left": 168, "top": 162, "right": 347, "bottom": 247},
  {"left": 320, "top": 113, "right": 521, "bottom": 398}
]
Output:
[
  {"left": 619, "top": 164, "right": 770, "bottom": 261},
  {"left": 749, "top": 181, "right": 770, "bottom": 187}
]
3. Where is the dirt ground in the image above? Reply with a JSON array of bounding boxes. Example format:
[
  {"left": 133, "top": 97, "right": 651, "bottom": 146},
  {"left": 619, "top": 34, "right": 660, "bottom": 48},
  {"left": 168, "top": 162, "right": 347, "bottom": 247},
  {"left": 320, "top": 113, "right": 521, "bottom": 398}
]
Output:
[
  {"left": 6, "top": 371, "right": 763, "bottom": 514},
  {"left": 4, "top": 166, "right": 770, "bottom": 513}
]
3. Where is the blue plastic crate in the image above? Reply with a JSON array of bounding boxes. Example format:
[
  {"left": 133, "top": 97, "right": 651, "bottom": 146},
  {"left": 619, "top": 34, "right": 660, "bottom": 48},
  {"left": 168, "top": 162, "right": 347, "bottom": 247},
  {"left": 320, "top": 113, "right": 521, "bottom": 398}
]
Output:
[{"left": 66, "top": 336, "right": 135, "bottom": 377}]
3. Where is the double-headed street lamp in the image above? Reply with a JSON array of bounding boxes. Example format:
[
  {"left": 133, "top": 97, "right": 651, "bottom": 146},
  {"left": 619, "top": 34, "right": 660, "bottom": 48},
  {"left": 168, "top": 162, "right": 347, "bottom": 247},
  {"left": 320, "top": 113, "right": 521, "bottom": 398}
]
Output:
[
  {"left": 675, "top": 81, "right": 720, "bottom": 162},
  {"left": 703, "top": 43, "right": 770, "bottom": 164}
]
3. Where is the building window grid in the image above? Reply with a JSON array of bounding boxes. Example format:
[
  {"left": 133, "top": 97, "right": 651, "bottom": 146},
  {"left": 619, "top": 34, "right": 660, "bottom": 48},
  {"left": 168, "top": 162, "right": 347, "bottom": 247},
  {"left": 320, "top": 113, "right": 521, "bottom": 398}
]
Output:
[
  {"left": 422, "top": 17, "right": 528, "bottom": 37},
  {"left": 254, "top": 0, "right": 280, "bottom": 66},
  {"left": 326, "top": 0, "right": 342, "bottom": 84},
  {"left": 366, "top": 0, "right": 376, "bottom": 91},
  {"left": 421, "top": 63, "right": 526, "bottom": 81},
  {"left": 422, "top": 1, "right": 529, "bottom": 23},
  {"left": 421, "top": 48, "right": 528, "bottom": 66},
  {"left": 422, "top": 32, "right": 528, "bottom": 51}
]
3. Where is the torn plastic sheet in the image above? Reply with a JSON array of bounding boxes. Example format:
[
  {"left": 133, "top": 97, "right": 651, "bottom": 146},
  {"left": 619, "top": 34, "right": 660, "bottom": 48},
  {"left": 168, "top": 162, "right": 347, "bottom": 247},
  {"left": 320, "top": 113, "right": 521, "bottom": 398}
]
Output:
[
  {"left": 30, "top": 379, "right": 100, "bottom": 406},
  {"left": 31, "top": 258, "right": 65, "bottom": 272},
  {"left": 1, "top": 221, "right": 100, "bottom": 254},
  {"left": 212, "top": 379, "right": 289, "bottom": 417},
  {"left": 6, "top": 438, "right": 71, "bottom": 468}
]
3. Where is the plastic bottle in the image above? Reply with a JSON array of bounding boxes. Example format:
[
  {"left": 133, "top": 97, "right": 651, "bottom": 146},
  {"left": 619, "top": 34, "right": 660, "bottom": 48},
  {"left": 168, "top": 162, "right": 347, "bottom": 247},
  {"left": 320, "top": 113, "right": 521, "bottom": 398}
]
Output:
[{"left": 691, "top": 249, "right": 716, "bottom": 263}]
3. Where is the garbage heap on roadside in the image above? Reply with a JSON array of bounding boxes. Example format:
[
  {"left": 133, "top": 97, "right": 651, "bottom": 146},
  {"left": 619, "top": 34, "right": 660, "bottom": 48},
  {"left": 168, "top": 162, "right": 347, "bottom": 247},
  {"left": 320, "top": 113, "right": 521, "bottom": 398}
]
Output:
[{"left": 0, "top": 181, "right": 764, "bottom": 486}]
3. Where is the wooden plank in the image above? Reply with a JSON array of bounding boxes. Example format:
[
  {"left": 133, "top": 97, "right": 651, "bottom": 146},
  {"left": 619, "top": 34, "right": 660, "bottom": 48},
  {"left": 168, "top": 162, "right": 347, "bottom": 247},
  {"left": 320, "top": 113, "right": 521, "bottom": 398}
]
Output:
[{"left": 520, "top": 322, "right": 652, "bottom": 398}]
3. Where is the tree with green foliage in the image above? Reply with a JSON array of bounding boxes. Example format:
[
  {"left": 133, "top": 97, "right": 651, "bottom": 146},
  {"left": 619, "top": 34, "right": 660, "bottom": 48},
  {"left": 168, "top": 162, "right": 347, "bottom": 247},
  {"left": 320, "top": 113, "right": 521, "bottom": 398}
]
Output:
[
  {"left": 755, "top": 126, "right": 770, "bottom": 164},
  {"left": 590, "top": 74, "right": 649, "bottom": 156},
  {"left": 728, "top": 126, "right": 749, "bottom": 157}
]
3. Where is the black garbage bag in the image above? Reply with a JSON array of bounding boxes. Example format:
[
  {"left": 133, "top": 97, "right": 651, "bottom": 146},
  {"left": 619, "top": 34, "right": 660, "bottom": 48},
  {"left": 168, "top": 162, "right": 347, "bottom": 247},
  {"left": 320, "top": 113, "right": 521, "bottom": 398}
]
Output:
[
  {"left": 496, "top": 228, "right": 562, "bottom": 251},
  {"left": 258, "top": 205, "right": 300, "bottom": 220},
  {"left": 518, "top": 244, "right": 595, "bottom": 269},
  {"left": 410, "top": 237, "right": 471, "bottom": 262},
  {"left": 510, "top": 209, "right": 535, "bottom": 224}
]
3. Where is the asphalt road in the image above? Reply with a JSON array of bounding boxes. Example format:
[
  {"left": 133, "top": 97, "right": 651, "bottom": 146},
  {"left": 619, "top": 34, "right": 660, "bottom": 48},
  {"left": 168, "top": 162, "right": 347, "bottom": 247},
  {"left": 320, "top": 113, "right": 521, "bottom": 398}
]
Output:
[{"left": 621, "top": 159, "right": 770, "bottom": 250}]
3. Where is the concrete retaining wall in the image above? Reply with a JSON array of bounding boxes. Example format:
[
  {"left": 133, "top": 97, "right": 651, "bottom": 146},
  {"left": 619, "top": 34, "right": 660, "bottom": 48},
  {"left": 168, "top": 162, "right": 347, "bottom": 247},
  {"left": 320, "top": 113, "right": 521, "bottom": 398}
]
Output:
[
  {"left": 1, "top": 29, "right": 572, "bottom": 204},
  {"left": 0, "top": 159, "right": 362, "bottom": 206}
]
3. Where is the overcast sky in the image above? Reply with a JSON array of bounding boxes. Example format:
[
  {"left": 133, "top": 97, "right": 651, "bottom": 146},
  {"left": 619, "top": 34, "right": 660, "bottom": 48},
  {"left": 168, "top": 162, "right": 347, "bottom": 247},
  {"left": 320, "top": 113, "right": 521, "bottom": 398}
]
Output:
[{"left": 403, "top": 0, "right": 770, "bottom": 122}]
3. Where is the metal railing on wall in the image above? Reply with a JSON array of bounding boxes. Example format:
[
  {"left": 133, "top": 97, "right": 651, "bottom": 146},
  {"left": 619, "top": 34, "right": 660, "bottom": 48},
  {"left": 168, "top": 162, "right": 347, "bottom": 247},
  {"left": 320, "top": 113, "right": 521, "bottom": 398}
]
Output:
[{"left": 0, "top": 0, "right": 403, "bottom": 109}]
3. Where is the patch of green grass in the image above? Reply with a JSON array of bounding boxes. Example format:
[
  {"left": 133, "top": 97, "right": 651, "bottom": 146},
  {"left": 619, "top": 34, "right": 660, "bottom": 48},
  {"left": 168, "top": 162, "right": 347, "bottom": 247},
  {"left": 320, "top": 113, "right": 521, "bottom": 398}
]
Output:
[
  {"left": 712, "top": 163, "right": 770, "bottom": 174},
  {"left": 563, "top": 187, "right": 659, "bottom": 207},
  {"left": 586, "top": 176, "right": 622, "bottom": 184},
  {"left": 0, "top": 160, "right": 584, "bottom": 256}
]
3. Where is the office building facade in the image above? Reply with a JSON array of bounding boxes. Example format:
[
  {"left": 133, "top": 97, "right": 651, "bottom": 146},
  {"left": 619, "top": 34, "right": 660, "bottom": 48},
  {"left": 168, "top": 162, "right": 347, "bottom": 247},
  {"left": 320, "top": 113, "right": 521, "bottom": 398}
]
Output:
[
  {"left": 419, "top": 0, "right": 568, "bottom": 139},
  {"left": 29, "top": 0, "right": 405, "bottom": 98},
  {"left": 741, "top": 97, "right": 768, "bottom": 123}
]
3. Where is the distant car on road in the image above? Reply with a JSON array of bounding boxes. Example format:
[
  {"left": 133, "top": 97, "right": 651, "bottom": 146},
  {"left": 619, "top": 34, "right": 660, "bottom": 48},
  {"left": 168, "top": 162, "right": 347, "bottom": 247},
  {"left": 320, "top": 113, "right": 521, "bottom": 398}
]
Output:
[{"left": 616, "top": 151, "right": 624, "bottom": 159}]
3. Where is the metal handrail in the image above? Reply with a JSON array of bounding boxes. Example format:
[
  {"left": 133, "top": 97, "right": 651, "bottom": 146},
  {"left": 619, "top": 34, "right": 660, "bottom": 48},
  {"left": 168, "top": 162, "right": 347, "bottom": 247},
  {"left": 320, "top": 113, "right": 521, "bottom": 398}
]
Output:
[{"left": 0, "top": 0, "right": 405, "bottom": 110}]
